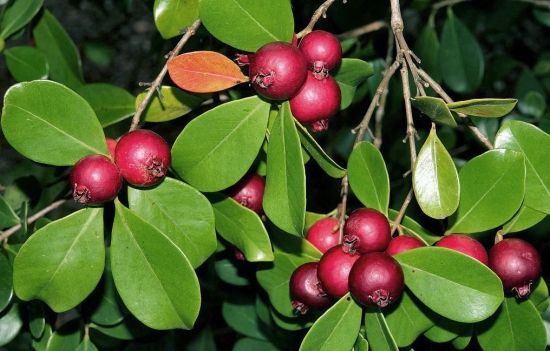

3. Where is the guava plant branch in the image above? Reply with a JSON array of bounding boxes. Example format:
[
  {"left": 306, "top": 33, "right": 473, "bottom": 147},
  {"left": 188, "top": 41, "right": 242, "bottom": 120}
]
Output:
[
  {"left": 337, "top": 174, "right": 349, "bottom": 242},
  {"left": 391, "top": 188, "right": 414, "bottom": 235},
  {"left": 337, "top": 20, "right": 388, "bottom": 40},
  {"left": 297, "top": 0, "right": 343, "bottom": 38},
  {"left": 432, "top": 0, "right": 471, "bottom": 11},
  {"left": 400, "top": 64, "right": 418, "bottom": 167},
  {"left": 417, "top": 68, "right": 494, "bottom": 149},
  {"left": 129, "top": 18, "right": 202, "bottom": 132},
  {"left": 374, "top": 29, "right": 396, "bottom": 149},
  {"left": 0, "top": 199, "right": 68, "bottom": 242}
]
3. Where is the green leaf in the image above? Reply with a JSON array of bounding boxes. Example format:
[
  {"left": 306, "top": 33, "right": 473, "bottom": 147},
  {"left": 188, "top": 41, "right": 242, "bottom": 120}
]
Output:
[
  {"left": 233, "top": 338, "right": 279, "bottom": 351},
  {"left": 411, "top": 96, "right": 457, "bottom": 127},
  {"left": 270, "top": 306, "right": 319, "bottom": 331},
  {"left": 154, "top": 0, "right": 199, "bottom": 39},
  {"left": 1, "top": 80, "right": 109, "bottom": 166},
  {"left": 364, "top": 307, "right": 399, "bottom": 351},
  {"left": 263, "top": 102, "right": 306, "bottom": 236},
  {"left": 136, "top": 86, "right": 206, "bottom": 123},
  {"left": 295, "top": 121, "right": 346, "bottom": 178},
  {"left": 347, "top": 142, "right": 390, "bottom": 215},
  {"left": 13, "top": 208, "right": 105, "bottom": 312},
  {"left": 354, "top": 333, "right": 369, "bottom": 351},
  {"left": 446, "top": 98, "right": 517, "bottom": 117},
  {"left": 207, "top": 192, "right": 273, "bottom": 262},
  {"left": 28, "top": 301, "right": 45, "bottom": 339},
  {"left": 446, "top": 149, "right": 525, "bottom": 234},
  {"left": 32, "top": 314, "right": 52, "bottom": 351},
  {"left": 187, "top": 326, "right": 217, "bottom": 351},
  {"left": 128, "top": 178, "right": 216, "bottom": 268},
  {"left": 413, "top": 125, "right": 459, "bottom": 219},
  {"left": 423, "top": 316, "right": 469, "bottom": 343},
  {"left": 414, "top": 18, "right": 441, "bottom": 83},
  {"left": 452, "top": 324, "right": 473, "bottom": 350},
  {"left": 75, "top": 84, "right": 135, "bottom": 128},
  {"left": 299, "top": 294, "right": 362, "bottom": 351},
  {"left": 75, "top": 336, "right": 99, "bottom": 351},
  {"left": 0, "top": 0, "right": 43, "bottom": 39},
  {"left": 494, "top": 121, "right": 550, "bottom": 215},
  {"left": 439, "top": 8, "right": 484, "bottom": 94},
  {"left": 529, "top": 278, "right": 549, "bottom": 314},
  {"left": 332, "top": 58, "right": 374, "bottom": 110},
  {"left": 384, "top": 289, "right": 437, "bottom": 347},
  {"left": 222, "top": 295, "right": 268, "bottom": 340},
  {"left": 501, "top": 206, "right": 546, "bottom": 234},
  {"left": 0, "top": 303, "right": 23, "bottom": 346},
  {"left": 4, "top": 46, "right": 49, "bottom": 82},
  {"left": 47, "top": 318, "right": 80, "bottom": 351},
  {"left": 0, "top": 194, "right": 19, "bottom": 229},
  {"left": 214, "top": 255, "right": 250, "bottom": 286},
  {"left": 395, "top": 247, "right": 503, "bottom": 323},
  {"left": 171, "top": 96, "right": 270, "bottom": 192},
  {"left": 477, "top": 297, "right": 547, "bottom": 351},
  {"left": 33, "top": 10, "right": 84, "bottom": 90},
  {"left": 519, "top": 91, "right": 546, "bottom": 118},
  {"left": 199, "top": 0, "right": 294, "bottom": 52},
  {"left": 0, "top": 254, "right": 13, "bottom": 313},
  {"left": 90, "top": 315, "right": 152, "bottom": 341},
  {"left": 111, "top": 200, "right": 201, "bottom": 330}
]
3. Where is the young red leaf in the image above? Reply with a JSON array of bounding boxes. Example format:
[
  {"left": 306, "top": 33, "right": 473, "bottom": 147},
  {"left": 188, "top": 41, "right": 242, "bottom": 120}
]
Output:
[{"left": 167, "top": 51, "right": 249, "bottom": 93}]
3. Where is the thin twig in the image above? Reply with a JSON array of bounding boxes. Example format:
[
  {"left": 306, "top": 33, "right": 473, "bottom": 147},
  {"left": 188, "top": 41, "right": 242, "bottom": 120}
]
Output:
[
  {"left": 337, "top": 174, "right": 349, "bottom": 243},
  {"left": 391, "top": 188, "right": 414, "bottom": 235},
  {"left": 432, "top": 0, "right": 471, "bottom": 11},
  {"left": 297, "top": 0, "right": 342, "bottom": 38},
  {"left": 337, "top": 20, "right": 388, "bottom": 40},
  {"left": 373, "top": 27, "right": 395, "bottom": 149},
  {"left": 400, "top": 64, "right": 418, "bottom": 167},
  {"left": 129, "top": 18, "right": 202, "bottom": 132},
  {"left": 0, "top": 199, "right": 68, "bottom": 242}
]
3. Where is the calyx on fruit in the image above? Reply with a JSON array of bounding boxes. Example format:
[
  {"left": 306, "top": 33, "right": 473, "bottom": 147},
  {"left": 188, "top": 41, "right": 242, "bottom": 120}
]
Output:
[
  {"left": 343, "top": 208, "right": 391, "bottom": 254},
  {"left": 306, "top": 217, "right": 340, "bottom": 254},
  {"left": 317, "top": 244, "right": 361, "bottom": 299},
  {"left": 227, "top": 173, "right": 265, "bottom": 214},
  {"left": 435, "top": 234, "right": 488, "bottom": 265},
  {"left": 290, "top": 262, "right": 333, "bottom": 314},
  {"left": 385, "top": 235, "right": 425, "bottom": 256},
  {"left": 348, "top": 252, "right": 404, "bottom": 308},
  {"left": 299, "top": 30, "right": 342, "bottom": 79},
  {"left": 114, "top": 129, "right": 171, "bottom": 187},
  {"left": 70, "top": 154, "right": 123, "bottom": 206},
  {"left": 489, "top": 238, "right": 542, "bottom": 298}
]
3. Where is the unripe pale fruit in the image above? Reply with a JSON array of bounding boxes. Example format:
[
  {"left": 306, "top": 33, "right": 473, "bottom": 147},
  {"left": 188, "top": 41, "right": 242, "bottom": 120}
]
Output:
[
  {"left": 70, "top": 154, "right": 123, "bottom": 206},
  {"left": 299, "top": 30, "right": 342, "bottom": 79},
  {"left": 343, "top": 208, "right": 391, "bottom": 254},
  {"left": 317, "top": 244, "right": 361, "bottom": 299},
  {"left": 385, "top": 235, "right": 425, "bottom": 256},
  {"left": 115, "top": 129, "right": 171, "bottom": 187},
  {"left": 290, "top": 262, "right": 333, "bottom": 314},
  {"left": 435, "top": 234, "right": 488, "bottom": 265},
  {"left": 489, "top": 238, "right": 541, "bottom": 298},
  {"left": 349, "top": 252, "right": 404, "bottom": 308},
  {"left": 289, "top": 71, "right": 341, "bottom": 132},
  {"left": 249, "top": 41, "right": 308, "bottom": 100},
  {"left": 106, "top": 137, "right": 117, "bottom": 160},
  {"left": 306, "top": 217, "right": 340, "bottom": 254},
  {"left": 228, "top": 173, "right": 265, "bottom": 214}
]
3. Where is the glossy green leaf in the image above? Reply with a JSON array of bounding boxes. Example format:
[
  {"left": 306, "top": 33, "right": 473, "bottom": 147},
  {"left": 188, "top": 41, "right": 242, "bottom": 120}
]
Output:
[
  {"left": 207, "top": 192, "right": 273, "bottom": 262},
  {"left": 2, "top": 80, "right": 109, "bottom": 166},
  {"left": 0, "top": 0, "right": 42, "bottom": 39},
  {"left": 214, "top": 255, "right": 250, "bottom": 286},
  {"left": 128, "top": 177, "right": 216, "bottom": 268},
  {"left": 13, "top": 208, "right": 104, "bottom": 312},
  {"left": 423, "top": 316, "right": 469, "bottom": 343},
  {"left": 270, "top": 306, "right": 319, "bottom": 331},
  {"left": 384, "top": 289, "right": 437, "bottom": 347},
  {"left": 222, "top": 295, "right": 268, "bottom": 340},
  {"left": 413, "top": 125, "right": 459, "bottom": 219},
  {"left": 233, "top": 338, "right": 279, "bottom": 351},
  {"left": 347, "top": 142, "right": 390, "bottom": 215},
  {"left": 33, "top": 10, "right": 84, "bottom": 90},
  {"left": 0, "top": 254, "right": 13, "bottom": 313},
  {"left": 90, "top": 315, "right": 152, "bottom": 341},
  {"left": 75, "top": 336, "right": 99, "bottom": 351},
  {"left": 388, "top": 210, "right": 441, "bottom": 246},
  {"left": 0, "top": 194, "right": 19, "bottom": 229},
  {"left": 354, "top": 333, "right": 369, "bottom": 351},
  {"left": 32, "top": 314, "right": 52, "bottom": 351},
  {"left": 295, "top": 121, "right": 346, "bottom": 178},
  {"left": 411, "top": 96, "right": 457, "bottom": 127},
  {"left": 136, "top": 86, "right": 205, "bottom": 123},
  {"left": 495, "top": 121, "right": 550, "bottom": 215},
  {"left": 28, "top": 301, "right": 45, "bottom": 339},
  {"left": 446, "top": 149, "right": 525, "bottom": 233},
  {"left": 514, "top": 69, "right": 545, "bottom": 113},
  {"left": 75, "top": 84, "right": 135, "bottom": 128},
  {"left": 299, "top": 294, "right": 362, "bottom": 351},
  {"left": 0, "top": 303, "right": 23, "bottom": 346},
  {"left": 332, "top": 59, "right": 374, "bottom": 110},
  {"left": 263, "top": 102, "right": 306, "bottom": 236},
  {"left": 501, "top": 206, "right": 546, "bottom": 234},
  {"left": 172, "top": 96, "right": 270, "bottom": 192},
  {"left": 452, "top": 325, "right": 473, "bottom": 350},
  {"left": 477, "top": 297, "right": 547, "bottom": 351},
  {"left": 395, "top": 247, "right": 504, "bottom": 323},
  {"left": 520, "top": 91, "right": 546, "bottom": 118},
  {"left": 415, "top": 17, "right": 441, "bottom": 83},
  {"left": 529, "top": 278, "right": 549, "bottom": 314},
  {"left": 46, "top": 318, "right": 80, "bottom": 351},
  {"left": 154, "top": 0, "right": 199, "bottom": 39},
  {"left": 199, "top": 0, "right": 294, "bottom": 52},
  {"left": 187, "top": 326, "right": 216, "bottom": 351},
  {"left": 4, "top": 46, "right": 48, "bottom": 82},
  {"left": 364, "top": 307, "right": 399, "bottom": 351},
  {"left": 111, "top": 200, "right": 200, "bottom": 330},
  {"left": 447, "top": 98, "right": 517, "bottom": 117},
  {"left": 439, "top": 8, "right": 484, "bottom": 94}
]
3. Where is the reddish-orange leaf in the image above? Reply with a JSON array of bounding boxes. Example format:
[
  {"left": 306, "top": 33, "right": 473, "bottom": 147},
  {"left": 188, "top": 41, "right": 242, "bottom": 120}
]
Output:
[{"left": 167, "top": 51, "right": 249, "bottom": 93}]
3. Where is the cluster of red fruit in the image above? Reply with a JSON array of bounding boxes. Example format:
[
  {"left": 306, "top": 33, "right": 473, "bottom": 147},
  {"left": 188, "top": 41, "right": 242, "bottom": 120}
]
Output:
[
  {"left": 290, "top": 208, "right": 542, "bottom": 314},
  {"left": 69, "top": 130, "right": 171, "bottom": 206},
  {"left": 239, "top": 30, "right": 342, "bottom": 132}
]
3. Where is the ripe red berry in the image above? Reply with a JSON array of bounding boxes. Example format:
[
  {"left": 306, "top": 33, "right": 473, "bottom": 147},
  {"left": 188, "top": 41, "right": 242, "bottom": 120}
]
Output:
[
  {"left": 489, "top": 238, "right": 542, "bottom": 298},
  {"left": 106, "top": 137, "right": 117, "bottom": 160},
  {"left": 435, "top": 234, "right": 488, "bottom": 265},
  {"left": 228, "top": 173, "right": 265, "bottom": 214},
  {"left": 289, "top": 71, "right": 341, "bottom": 132},
  {"left": 349, "top": 252, "right": 404, "bottom": 308},
  {"left": 249, "top": 41, "right": 308, "bottom": 100},
  {"left": 317, "top": 244, "right": 361, "bottom": 299},
  {"left": 290, "top": 262, "right": 333, "bottom": 314},
  {"left": 70, "top": 154, "right": 123, "bottom": 206},
  {"left": 343, "top": 208, "right": 391, "bottom": 254},
  {"left": 306, "top": 217, "right": 340, "bottom": 254},
  {"left": 299, "top": 30, "right": 342, "bottom": 79},
  {"left": 385, "top": 235, "right": 425, "bottom": 256}
]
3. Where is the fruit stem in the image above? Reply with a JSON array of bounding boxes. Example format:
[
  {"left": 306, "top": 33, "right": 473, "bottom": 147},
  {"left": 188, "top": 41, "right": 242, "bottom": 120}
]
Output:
[{"left": 297, "top": 0, "right": 340, "bottom": 38}]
